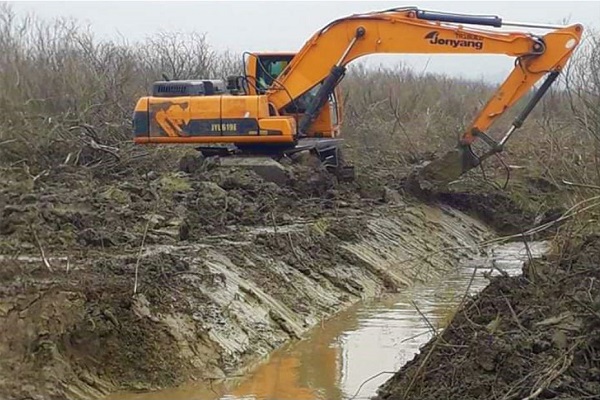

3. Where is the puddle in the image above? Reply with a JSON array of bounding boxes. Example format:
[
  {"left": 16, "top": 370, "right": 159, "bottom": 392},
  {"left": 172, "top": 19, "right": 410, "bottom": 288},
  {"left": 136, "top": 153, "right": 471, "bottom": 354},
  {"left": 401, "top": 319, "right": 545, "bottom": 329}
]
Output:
[{"left": 107, "top": 240, "right": 549, "bottom": 400}]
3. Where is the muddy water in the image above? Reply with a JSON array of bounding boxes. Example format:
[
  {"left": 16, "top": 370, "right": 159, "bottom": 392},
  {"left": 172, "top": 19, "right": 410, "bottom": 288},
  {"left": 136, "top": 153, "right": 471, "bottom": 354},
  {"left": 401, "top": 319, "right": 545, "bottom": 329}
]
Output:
[{"left": 108, "top": 241, "right": 549, "bottom": 400}]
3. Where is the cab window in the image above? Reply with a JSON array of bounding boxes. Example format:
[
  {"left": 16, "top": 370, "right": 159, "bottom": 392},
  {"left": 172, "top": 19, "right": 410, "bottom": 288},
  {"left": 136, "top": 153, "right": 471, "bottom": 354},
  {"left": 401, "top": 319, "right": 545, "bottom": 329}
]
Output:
[
  {"left": 329, "top": 92, "right": 339, "bottom": 126},
  {"left": 256, "top": 57, "right": 291, "bottom": 91}
]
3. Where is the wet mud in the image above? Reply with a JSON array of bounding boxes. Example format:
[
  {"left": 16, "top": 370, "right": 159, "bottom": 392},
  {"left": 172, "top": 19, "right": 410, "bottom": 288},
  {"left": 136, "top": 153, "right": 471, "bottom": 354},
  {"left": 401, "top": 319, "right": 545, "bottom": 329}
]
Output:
[
  {"left": 0, "top": 162, "right": 491, "bottom": 400},
  {"left": 401, "top": 166, "right": 568, "bottom": 237}
]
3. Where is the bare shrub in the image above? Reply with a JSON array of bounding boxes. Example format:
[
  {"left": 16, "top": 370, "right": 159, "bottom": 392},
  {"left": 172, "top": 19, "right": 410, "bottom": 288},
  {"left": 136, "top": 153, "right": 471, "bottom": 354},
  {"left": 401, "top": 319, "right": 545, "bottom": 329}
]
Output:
[
  {"left": 342, "top": 63, "right": 495, "bottom": 156},
  {"left": 0, "top": 4, "right": 243, "bottom": 176},
  {"left": 565, "top": 30, "right": 600, "bottom": 183}
]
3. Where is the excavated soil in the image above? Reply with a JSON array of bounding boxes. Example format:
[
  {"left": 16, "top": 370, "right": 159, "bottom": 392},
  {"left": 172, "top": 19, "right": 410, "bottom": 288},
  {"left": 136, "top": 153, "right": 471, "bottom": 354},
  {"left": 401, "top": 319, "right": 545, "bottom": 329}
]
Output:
[
  {"left": 375, "top": 236, "right": 600, "bottom": 400},
  {"left": 400, "top": 170, "right": 567, "bottom": 237},
  {"left": 0, "top": 159, "right": 493, "bottom": 400}
]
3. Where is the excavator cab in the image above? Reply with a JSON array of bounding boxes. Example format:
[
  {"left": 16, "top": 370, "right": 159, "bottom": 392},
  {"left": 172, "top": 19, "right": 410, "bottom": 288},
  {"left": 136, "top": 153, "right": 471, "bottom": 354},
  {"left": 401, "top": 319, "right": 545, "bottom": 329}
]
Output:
[
  {"left": 238, "top": 52, "right": 351, "bottom": 179},
  {"left": 245, "top": 52, "right": 343, "bottom": 139}
]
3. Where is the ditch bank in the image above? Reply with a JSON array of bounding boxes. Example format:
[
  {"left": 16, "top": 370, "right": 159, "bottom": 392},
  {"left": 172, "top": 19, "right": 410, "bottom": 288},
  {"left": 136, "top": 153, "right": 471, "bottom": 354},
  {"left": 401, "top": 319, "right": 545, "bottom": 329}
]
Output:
[
  {"left": 0, "top": 162, "right": 493, "bottom": 400},
  {"left": 375, "top": 173, "right": 600, "bottom": 400},
  {"left": 375, "top": 234, "right": 600, "bottom": 400}
]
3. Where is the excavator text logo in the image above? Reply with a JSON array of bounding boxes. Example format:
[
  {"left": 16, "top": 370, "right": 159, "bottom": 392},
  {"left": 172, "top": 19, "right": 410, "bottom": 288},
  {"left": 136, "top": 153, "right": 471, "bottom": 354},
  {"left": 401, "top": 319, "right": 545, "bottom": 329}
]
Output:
[{"left": 425, "top": 31, "right": 484, "bottom": 50}]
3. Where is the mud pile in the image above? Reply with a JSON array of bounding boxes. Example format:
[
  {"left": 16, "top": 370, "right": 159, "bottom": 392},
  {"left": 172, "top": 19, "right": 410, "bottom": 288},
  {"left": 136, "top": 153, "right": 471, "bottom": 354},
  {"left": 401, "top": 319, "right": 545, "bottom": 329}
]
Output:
[
  {"left": 0, "top": 166, "right": 182, "bottom": 251},
  {"left": 0, "top": 161, "right": 343, "bottom": 252},
  {"left": 375, "top": 235, "right": 600, "bottom": 400},
  {"left": 400, "top": 171, "right": 568, "bottom": 237},
  {"left": 0, "top": 159, "right": 493, "bottom": 400}
]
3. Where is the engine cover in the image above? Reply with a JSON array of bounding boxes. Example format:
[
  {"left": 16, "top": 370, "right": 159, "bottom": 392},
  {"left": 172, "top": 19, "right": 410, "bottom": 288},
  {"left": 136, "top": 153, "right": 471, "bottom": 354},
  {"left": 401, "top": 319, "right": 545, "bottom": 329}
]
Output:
[{"left": 152, "top": 79, "right": 226, "bottom": 97}]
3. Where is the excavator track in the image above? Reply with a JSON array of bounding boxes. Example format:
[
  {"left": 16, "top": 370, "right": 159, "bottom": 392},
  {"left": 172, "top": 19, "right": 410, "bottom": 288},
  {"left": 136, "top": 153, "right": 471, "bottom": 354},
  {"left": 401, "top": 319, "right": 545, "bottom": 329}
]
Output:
[
  {"left": 179, "top": 138, "right": 355, "bottom": 185},
  {"left": 285, "top": 138, "right": 355, "bottom": 182}
]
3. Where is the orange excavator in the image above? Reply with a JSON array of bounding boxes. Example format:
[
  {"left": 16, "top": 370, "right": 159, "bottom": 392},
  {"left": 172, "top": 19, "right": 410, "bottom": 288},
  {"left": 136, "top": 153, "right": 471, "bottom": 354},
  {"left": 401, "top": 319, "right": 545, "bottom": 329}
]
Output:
[{"left": 132, "top": 6, "right": 583, "bottom": 187}]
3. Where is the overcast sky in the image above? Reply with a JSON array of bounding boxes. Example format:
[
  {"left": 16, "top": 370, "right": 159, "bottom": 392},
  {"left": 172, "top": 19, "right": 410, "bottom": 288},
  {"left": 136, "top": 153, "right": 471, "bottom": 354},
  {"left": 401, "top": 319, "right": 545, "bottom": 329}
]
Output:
[{"left": 8, "top": 1, "right": 600, "bottom": 82}]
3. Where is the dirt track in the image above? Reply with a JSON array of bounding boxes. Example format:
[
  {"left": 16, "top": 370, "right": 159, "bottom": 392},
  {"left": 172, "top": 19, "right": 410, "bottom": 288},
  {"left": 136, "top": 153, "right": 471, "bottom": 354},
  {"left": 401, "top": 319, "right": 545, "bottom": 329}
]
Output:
[{"left": 0, "top": 161, "right": 495, "bottom": 400}]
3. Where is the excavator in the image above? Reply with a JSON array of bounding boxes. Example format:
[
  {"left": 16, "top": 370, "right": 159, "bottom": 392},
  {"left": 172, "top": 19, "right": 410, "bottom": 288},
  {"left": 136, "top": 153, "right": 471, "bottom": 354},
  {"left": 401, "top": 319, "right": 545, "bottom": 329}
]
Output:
[{"left": 132, "top": 6, "right": 583, "bottom": 189}]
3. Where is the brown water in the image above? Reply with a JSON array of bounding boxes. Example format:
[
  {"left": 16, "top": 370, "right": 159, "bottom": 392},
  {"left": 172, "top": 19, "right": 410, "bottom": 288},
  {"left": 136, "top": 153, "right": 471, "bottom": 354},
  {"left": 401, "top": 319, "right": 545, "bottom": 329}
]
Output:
[{"left": 108, "top": 241, "right": 548, "bottom": 400}]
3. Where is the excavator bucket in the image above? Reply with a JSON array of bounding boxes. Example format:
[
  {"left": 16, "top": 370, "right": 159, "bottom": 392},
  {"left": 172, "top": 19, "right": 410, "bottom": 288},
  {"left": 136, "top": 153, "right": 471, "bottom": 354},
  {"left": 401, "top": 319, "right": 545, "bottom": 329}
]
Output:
[{"left": 406, "top": 144, "right": 480, "bottom": 192}]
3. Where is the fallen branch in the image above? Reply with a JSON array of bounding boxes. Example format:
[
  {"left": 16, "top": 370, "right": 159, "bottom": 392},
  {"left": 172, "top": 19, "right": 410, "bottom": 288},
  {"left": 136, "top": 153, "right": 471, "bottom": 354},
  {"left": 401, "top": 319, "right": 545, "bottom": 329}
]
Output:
[
  {"left": 133, "top": 200, "right": 158, "bottom": 295},
  {"left": 88, "top": 138, "right": 120, "bottom": 160},
  {"left": 349, "top": 371, "right": 396, "bottom": 400},
  {"left": 501, "top": 293, "right": 527, "bottom": 332},
  {"left": 0, "top": 139, "right": 17, "bottom": 147},
  {"left": 411, "top": 300, "right": 437, "bottom": 335},
  {"left": 522, "top": 352, "right": 575, "bottom": 400},
  {"left": 69, "top": 124, "right": 121, "bottom": 161},
  {"left": 31, "top": 227, "right": 53, "bottom": 272},
  {"left": 491, "top": 259, "right": 510, "bottom": 278},
  {"left": 568, "top": 294, "right": 600, "bottom": 322}
]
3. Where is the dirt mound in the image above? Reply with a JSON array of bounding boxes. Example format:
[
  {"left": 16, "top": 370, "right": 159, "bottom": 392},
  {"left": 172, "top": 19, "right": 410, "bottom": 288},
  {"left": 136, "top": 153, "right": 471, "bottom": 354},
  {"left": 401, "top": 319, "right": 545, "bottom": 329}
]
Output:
[
  {"left": 399, "top": 171, "right": 567, "bottom": 237},
  {"left": 179, "top": 160, "right": 360, "bottom": 240},
  {"left": 0, "top": 250, "right": 212, "bottom": 400},
  {"left": 0, "top": 158, "right": 353, "bottom": 254},
  {"left": 375, "top": 235, "right": 600, "bottom": 400},
  {"left": 0, "top": 166, "right": 185, "bottom": 252}
]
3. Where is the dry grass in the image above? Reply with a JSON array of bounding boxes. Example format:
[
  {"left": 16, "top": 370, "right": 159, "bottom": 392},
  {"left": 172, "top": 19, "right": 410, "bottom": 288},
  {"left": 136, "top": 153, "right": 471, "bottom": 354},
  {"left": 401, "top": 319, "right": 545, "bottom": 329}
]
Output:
[{"left": 0, "top": 4, "right": 241, "bottom": 177}]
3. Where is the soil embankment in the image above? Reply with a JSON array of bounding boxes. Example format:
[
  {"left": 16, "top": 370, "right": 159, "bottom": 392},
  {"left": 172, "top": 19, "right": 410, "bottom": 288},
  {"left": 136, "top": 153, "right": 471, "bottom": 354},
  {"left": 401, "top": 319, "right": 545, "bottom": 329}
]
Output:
[
  {"left": 375, "top": 228, "right": 600, "bottom": 399},
  {"left": 0, "top": 162, "right": 491, "bottom": 400},
  {"left": 376, "top": 169, "right": 600, "bottom": 400}
]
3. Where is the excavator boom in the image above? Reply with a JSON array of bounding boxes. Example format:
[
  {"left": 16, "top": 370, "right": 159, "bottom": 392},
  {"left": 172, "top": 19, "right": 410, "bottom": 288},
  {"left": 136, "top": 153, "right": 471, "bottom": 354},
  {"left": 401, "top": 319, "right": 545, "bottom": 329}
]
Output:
[
  {"left": 269, "top": 8, "right": 539, "bottom": 110},
  {"left": 264, "top": 7, "right": 582, "bottom": 186}
]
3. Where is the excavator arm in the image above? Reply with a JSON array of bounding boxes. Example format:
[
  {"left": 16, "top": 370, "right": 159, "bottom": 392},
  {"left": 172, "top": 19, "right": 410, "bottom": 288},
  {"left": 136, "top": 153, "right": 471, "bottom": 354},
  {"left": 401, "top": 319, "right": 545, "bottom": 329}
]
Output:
[{"left": 266, "top": 7, "right": 583, "bottom": 185}]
